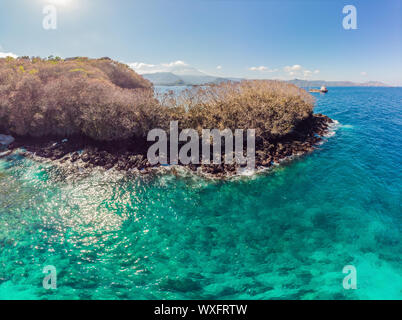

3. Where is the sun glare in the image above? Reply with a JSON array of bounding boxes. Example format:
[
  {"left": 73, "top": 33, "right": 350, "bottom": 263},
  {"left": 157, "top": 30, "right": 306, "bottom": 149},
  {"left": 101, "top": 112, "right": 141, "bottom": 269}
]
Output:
[{"left": 46, "top": 0, "right": 72, "bottom": 6}]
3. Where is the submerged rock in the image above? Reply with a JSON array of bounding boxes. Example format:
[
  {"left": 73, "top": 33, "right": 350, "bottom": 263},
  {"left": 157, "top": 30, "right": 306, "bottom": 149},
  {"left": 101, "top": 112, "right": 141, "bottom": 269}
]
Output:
[
  {"left": 0, "top": 134, "right": 14, "bottom": 146},
  {"left": 0, "top": 150, "right": 13, "bottom": 159}
]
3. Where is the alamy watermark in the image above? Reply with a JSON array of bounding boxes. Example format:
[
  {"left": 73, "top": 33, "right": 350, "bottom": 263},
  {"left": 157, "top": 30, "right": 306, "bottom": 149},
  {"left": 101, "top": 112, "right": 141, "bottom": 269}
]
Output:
[
  {"left": 343, "top": 5, "right": 357, "bottom": 30},
  {"left": 343, "top": 265, "right": 357, "bottom": 290},
  {"left": 147, "top": 121, "right": 256, "bottom": 170},
  {"left": 43, "top": 265, "right": 57, "bottom": 290},
  {"left": 43, "top": 5, "right": 57, "bottom": 30},
  {"left": 42, "top": 4, "right": 358, "bottom": 31}
]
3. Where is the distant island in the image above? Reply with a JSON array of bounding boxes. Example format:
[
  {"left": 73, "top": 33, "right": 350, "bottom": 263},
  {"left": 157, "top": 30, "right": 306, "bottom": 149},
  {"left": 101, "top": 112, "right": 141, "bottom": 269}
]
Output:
[
  {"left": 287, "top": 79, "right": 391, "bottom": 88},
  {"left": 142, "top": 71, "right": 391, "bottom": 88}
]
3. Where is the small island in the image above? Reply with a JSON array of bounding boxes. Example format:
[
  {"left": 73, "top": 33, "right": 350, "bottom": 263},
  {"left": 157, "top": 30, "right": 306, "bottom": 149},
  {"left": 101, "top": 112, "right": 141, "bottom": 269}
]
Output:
[{"left": 0, "top": 56, "right": 334, "bottom": 177}]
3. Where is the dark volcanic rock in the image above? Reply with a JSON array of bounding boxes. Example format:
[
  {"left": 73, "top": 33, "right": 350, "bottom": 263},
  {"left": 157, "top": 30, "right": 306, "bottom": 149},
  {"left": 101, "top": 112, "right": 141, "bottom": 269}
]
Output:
[{"left": 5, "top": 113, "right": 334, "bottom": 177}]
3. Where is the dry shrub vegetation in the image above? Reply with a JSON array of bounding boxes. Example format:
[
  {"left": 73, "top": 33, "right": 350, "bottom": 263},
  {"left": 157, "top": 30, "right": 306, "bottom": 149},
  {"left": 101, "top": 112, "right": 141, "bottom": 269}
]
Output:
[
  {"left": 165, "top": 80, "right": 315, "bottom": 140},
  {"left": 0, "top": 56, "right": 315, "bottom": 143},
  {"left": 0, "top": 56, "right": 163, "bottom": 141}
]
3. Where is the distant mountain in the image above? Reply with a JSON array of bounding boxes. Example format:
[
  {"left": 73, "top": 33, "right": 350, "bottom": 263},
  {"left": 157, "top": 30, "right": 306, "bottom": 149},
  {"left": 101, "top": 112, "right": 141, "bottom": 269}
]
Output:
[
  {"left": 141, "top": 70, "right": 391, "bottom": 87},
  {"left": 178, "top": 74, "right": 226, "bottom": 86},
  {"left": 142, "top": 72, "right": 229, "bottom": 86},
  {"left": 358, "top": 81, "right": 391, "bottom": 87},
  {"left": 142, "top": 72, "right": 185, "bottom": 86},
  {"left": 288, "top": 79, "right": 391, "bottom": 87}
]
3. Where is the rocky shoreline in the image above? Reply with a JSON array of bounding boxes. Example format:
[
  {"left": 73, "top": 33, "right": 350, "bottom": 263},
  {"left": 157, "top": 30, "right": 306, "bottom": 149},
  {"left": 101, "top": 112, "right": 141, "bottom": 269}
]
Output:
[{"left": 3, "top": 114, "right": 335, "bottom": 178}]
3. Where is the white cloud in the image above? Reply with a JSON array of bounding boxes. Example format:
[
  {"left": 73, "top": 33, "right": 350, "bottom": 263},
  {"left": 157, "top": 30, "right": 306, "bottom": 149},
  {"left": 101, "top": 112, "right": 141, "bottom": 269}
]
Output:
[
  {"left": 128, "top": 60, "right": 208, "bottom": 76},
  {"left": 216, "top": 65, "right": 222, "bottom": 70},
  {"left": 129, "top": 62, "right": 156, "bottom": 70},
  {"left": 283, "top": 65, "right": 320, "bottom": 79},
  {"left": 0, "top": 51, "right": 18, "bottom": 59},
  {"left": 249, "top": 66, "right": 267, "bottom": 71},
  {"left": 161, "top": 60, "right": 188, "bottom": 68},
  {"left": 284, "top": 64, "right": 302, "bottom": 72},
  {"left": 128, "top": 60, "right": 190, "bottom": 74},
  {"left": 361, "top": 71, "right": 367, "bottom": 76},
  {"left": 249, "top": 66, "right": 278, "bottom": 73}
]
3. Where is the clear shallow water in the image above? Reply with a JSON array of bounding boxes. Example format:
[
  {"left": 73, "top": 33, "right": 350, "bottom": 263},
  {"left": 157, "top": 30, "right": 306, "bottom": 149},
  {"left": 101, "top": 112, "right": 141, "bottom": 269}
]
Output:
[{"left": 0, "top": 87, "right": 401, "bottom": 300}]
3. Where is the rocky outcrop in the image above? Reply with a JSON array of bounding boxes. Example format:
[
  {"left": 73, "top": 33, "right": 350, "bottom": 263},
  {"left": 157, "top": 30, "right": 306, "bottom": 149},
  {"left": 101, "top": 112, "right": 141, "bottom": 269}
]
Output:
[{"left": 5, "top": 114, "right": 335, "bottom": 177}]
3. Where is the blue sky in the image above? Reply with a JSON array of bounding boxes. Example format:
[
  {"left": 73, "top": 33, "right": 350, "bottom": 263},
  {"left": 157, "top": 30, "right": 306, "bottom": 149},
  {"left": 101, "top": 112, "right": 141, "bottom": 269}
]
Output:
[{"left": 0, "top": 0, "right": 401, "bottom": 85}]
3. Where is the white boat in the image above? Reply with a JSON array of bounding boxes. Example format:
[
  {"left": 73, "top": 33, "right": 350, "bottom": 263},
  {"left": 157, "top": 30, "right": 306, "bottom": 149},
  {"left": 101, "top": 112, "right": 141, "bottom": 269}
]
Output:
[{"left": 309, "top": 86, "right": 328, "bottom": 93}]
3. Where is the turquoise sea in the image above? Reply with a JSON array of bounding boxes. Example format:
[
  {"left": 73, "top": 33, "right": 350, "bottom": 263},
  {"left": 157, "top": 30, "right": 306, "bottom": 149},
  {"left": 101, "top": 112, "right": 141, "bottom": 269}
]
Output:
[{"left": 0, "top": 87, "right": 401, "bottom": 300}]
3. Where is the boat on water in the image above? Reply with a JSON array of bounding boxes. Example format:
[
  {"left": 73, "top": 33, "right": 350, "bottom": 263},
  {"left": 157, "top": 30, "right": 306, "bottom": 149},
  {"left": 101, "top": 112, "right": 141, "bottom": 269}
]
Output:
[{"left": 309, "top": 86, "right": 328, "bottom": 93}]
